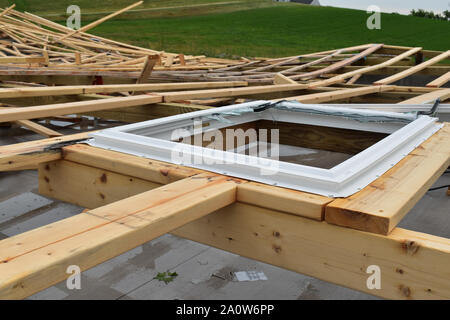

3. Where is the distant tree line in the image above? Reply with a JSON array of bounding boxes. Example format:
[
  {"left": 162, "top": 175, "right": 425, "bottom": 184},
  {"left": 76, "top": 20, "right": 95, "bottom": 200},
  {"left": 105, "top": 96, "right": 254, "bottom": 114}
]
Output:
[{"left": 410, "top": 9, "right": 450, "bottom": 20}]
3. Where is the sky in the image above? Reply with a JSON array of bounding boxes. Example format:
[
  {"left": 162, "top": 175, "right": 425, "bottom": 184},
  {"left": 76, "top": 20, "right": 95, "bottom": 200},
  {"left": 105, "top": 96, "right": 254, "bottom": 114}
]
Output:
[{"left": 319, "top": 0, "right": 449, "bottom": 15}]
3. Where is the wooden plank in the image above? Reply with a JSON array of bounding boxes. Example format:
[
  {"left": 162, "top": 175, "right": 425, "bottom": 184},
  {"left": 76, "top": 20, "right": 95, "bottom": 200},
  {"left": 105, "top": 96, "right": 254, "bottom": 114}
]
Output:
[
  {"left": 16, "top": 119, "right": 62, "bottom": 138},
  {"left": 83, "top": 102, "right": 212, "bottom": 123},
  {"left": 162, "top": 83, "right": 307, "bottom": 102},
  {"left": 173, "top": 202, "right": 450, "bottom": 300},
  {"left": 0, "top": 173, "right": 238, "bottom": 299},
  {"left": 0, "top": 4, "right": 15, "bottom": 18},
  {"left": 0, "top": 81, "right": 247, "bottom": 99},
  {"left": 374, "top": 51, "right": 450, "bottom": 85},
  {"left": 135, "top": 55, "right": 159, "bottom": 84},
  {"left": 276, "top": 85, "right": 393, "bottom": 104},
  {"left": 325, "top": 123, "right": 450, "bottom": 235},
  {"left": 426, "top": 71, "right": 450, "bottom": 88},
  {"left": 57, "top": 1, "right": 144, "bottom": 41},
  {"left": 0, "top": 106, "right": 62, "bottom": 137},
  {"left": 39, "top": 160, "right": 160, "bottom": 209},
  {"left": 0, "top": 132, "right": 91, "bottom": 171},
  {"left": 0, "top": 94, "right": 163, "bottom": 123},
  {"left": 273, "top": 73, "right": 297, "bottom": 85},
  {"left": 0, "top": 56, "right": 46, "bottom": 64},
  {"left": 398, "top": 88, "right": 450, "bottom": 104}
]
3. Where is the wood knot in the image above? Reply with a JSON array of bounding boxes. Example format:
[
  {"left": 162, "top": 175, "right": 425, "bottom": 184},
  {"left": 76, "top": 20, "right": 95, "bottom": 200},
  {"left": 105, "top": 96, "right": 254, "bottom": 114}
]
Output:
[
  {"left": 401, "top": 240, "right": 420, "bottom": 255},
  {"left": 399, "top": 285, "right": 411, "bottom": 298},
  {"left": 272, "top": 244, "right": 282, "bottom": 254}
]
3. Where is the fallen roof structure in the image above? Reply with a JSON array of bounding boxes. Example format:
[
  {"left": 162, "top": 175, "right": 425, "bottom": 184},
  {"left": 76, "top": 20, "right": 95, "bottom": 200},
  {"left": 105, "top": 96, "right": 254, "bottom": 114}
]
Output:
[{"left": 0, "top": 6, "right": 449, "bottom": 300}]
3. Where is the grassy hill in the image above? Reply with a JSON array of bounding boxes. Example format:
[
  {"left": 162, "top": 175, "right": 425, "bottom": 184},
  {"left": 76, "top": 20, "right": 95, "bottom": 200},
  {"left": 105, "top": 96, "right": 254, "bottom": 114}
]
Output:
[
  {"left": 1, "top": 1, "right": 448, "bottom": 57},
  {"left": 92, "top": 5, "right": 450, "bottom": 57}
]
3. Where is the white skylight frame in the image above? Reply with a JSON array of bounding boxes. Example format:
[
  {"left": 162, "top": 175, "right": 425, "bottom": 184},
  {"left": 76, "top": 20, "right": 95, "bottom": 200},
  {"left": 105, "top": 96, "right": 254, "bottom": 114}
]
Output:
[{"left": 88, "top": 101, "right": 442, "bottom": 197}]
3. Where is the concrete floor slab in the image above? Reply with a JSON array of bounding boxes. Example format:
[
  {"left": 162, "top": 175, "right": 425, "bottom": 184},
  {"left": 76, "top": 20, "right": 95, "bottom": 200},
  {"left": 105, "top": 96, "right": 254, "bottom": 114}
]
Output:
[{"left": 0, "top": 192, "right": 53, "bottom": 224}]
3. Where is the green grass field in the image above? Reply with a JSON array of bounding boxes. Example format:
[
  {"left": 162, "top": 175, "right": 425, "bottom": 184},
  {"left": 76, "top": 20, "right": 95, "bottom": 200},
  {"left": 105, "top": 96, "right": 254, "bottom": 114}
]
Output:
[{"left": 1, "top": 1, "right": 449, "bottom": 58}]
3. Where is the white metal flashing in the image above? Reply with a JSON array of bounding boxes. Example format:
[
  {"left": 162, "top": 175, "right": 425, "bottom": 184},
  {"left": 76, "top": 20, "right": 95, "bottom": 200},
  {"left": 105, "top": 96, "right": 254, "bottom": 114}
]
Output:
[{"left": 88, "top": 101, "right": 442, "bottom": 197}]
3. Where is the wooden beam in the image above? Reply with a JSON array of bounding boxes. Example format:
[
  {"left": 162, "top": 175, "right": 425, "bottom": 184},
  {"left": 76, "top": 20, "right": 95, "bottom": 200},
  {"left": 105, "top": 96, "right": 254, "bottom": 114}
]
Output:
[
  {"left": 173, "top": 202, "right": 450, "bottom": 300},
  {"left": 83, "top": 102, "right": 212, "bottom": 123},
  {"left": 0, "top": 106, "right": 62, "bottom": 137},
  {"left": 0, "top": 56, "right": 46, "bottom": 64},
  {"left": 398, "top": 88, "right": 450, "bottom": 104},
  {"left": 57, "top": 1, "right": 144, "bottom": 41},
  {"left": 374, "top": 50, "right": 450, "bottom": 85},
  {"left": 325, "top": 123, "right": 450, "bottom": 235},
  {"left": 0, "top": 94, "right": 163, "bottom": 123},
  {"left": 426, "top": 71, "right": 450, "bottom": 88},
  {"left": 0, "top": 172, "right": 239, "bottom": 299},
  {"left": 162, "top": 83, "right": 307, "bottom": 102},
  {"left": 39, "top": 160, "right": 161, "bottom": 209},
  {"left": 135, "top": 55, "right": 159, "bottom": 84},
  {"left": 62, "top": 143, "right": 202, "bottom": 184},
  {"left": 0, "top": 132, "right": 91, "bottom": 171},
  {"left": 0, "top": 81, "right": 248, "bottom": 99},
  {"left": 276, "top": 85, "right": 394, "bottom": 104},
  {"left": 16, "top": 119, "right": 62, "bottom": 138},
  {"left": 0, "top": 4, "right": 15, "bottom": 18},
  {"left": 273, "top": 73, "right": 297, "bottom": 85}
]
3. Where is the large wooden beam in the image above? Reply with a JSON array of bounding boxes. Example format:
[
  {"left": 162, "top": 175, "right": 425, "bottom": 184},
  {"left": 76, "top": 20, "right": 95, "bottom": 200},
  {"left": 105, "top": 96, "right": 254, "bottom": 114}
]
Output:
[
  {"left": 173, "top": 202, "right": 450, "bottom": 300},
  {"left": 325, "top": 124, "right": 450, "bottom": 235},
  {"left": 38, "top": 160, "right": 161, "bottom": 209},
  {"left": 0, "top": 173, "right": 239, "bottom": 299}
]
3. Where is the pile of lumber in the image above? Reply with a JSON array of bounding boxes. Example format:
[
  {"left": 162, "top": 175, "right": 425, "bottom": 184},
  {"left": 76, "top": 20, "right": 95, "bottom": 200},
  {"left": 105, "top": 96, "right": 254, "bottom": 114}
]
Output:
[
  {"left": 1, "top": 4, "right": 448, "bottom": 86},
  {"left": 0, "top": 3, "right": 245, "bottom": 76}
]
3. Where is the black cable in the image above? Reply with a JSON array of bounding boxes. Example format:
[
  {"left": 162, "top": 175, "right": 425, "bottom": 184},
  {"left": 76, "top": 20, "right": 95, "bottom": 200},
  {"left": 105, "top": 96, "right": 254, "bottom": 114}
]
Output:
[{"left": 428, "top": 185, "right": 450, "bottom": 191}]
